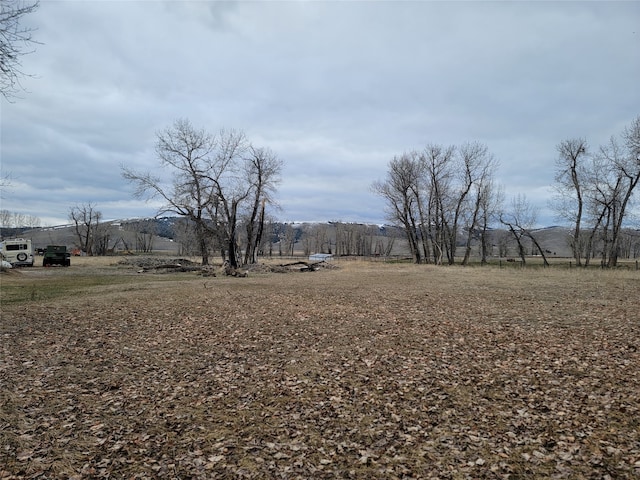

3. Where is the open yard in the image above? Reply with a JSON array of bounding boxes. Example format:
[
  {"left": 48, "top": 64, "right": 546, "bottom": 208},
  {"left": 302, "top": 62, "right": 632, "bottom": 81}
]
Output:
[{"left": 1, "top": 258, "right": 639, "bottom": 479}]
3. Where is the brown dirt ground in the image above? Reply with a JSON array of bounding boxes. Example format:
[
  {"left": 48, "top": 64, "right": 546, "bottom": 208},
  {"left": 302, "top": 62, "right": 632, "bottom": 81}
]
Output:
[{"left": 1, "top": 259, "right": 639, "bottom": 479}]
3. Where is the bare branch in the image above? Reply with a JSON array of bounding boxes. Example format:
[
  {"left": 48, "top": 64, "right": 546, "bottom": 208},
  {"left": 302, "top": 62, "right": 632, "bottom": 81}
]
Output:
[{"left": 0, "top": 0, "right": 40, "bottom": 100}]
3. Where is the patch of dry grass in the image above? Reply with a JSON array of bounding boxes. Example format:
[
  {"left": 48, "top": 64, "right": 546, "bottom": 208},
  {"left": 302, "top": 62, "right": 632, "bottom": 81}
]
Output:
[{"left": 1, "top": 261, "right": 639, "bottom": 478}]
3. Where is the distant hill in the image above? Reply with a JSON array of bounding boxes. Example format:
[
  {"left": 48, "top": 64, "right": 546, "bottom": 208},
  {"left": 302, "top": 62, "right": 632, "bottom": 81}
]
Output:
[
  {"left": 528, "top": 226, "right": 573, "bottom": 257},
  {"left": 1, "top": 218, "right": 180, "bottom": 254},
  {"left": 2, "top": 218, "right": 637, "bottom": 261}
]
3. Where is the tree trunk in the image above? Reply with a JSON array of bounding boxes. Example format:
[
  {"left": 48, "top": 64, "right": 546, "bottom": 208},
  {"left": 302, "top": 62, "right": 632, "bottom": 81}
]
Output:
[
  {"left": 227, "top": 208, "right": 240, "bottom": 269},
  {"left": 524, "top": 231, "right": 549, "bottom": 267},
  {"left": 506, "top": 225, "right": 526, "bottom": 265},
  {"left": 252, "top": 200, "right": 266, "bottom": 263}
]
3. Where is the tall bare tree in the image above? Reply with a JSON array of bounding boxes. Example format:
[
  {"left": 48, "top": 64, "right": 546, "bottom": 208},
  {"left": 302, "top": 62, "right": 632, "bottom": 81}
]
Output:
[
  {"left": 593, "top": 128, "right": 640, "bottom": 267},
  {"left": 69, "top": 203, "right": 101, "bottom": 255},
  {"left": 372, "top": 153, "right": 423, "bottom": 263},
  {"left": 200, "top": 128, "right": 252, "bottom": 269},
  {"left": 445, "top": 144, "right": 474, "bottom": 264},
  {"left": 243, "top": 146, "right": 282, "bottom": 264},
  {"left": 551, "top": 138, "right": 589, "bottom": 266},
  {"left": 422, "top": 144, "right": 455, "bottom": 264},
  {"left": 1, "top": 0, "right": 39, "bottom": 100},
  {"left": 279, "top": 224, "right": 297, "bottom": 257},
  {"left": 477, "top": 180, "right": 504, "bottom": 265},
  {"left": 458, "top": 142, "right": 498, "bottom": 265},
  {"left": 580, "top": 153, "right": 613, "bottom": 266},
  {"left": 123, "top": 119, "right": 218, "bottom": 264},
  {"left": 93, "top": 221, "right": 112, "bottom": 256},
  {"left": 123, "top": 119, "right": 280, "bottom": 268}
]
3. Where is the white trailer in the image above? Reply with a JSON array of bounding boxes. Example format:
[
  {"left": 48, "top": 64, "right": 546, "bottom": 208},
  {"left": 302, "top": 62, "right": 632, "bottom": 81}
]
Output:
[{"left": 0, "top": 238, "right": 34, "bottom": 267}]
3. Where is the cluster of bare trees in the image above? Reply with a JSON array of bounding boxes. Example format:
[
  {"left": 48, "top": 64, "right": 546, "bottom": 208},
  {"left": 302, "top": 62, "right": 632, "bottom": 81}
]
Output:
[
  {"left": 297, "top": 222, "right": 396, "bottom": 257},
  {"left": 122, "top": 119, "right": 282, "bottom": 267},
  {"left": 123, "top": 219, "right": 156, "bottom": 253},
  {"left": 372, "top": 142, "right": 499, "bottom": 265},
  {"left": 333, "top": 222, "right": 395, "bottom": 257},
  {"left": 0, "top": 209, "right": 41, "bottom": 229},
  {"left": 552, "top": 116, "right": 640, "bottom": 267},
  {"left": 68, "top": 206, "right": 163, "bottom": 255},
  {"left": 375, "top": 118, "right": 639, "bottom": 267},
  {"left": 299, "top": 223, "right": 329, "bottom": 256}
]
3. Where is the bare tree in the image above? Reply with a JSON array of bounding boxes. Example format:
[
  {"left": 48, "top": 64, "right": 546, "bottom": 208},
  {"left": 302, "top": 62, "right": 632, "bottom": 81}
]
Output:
[
  {"left": 123, "top": 121, "right": 282, "bottom": 267},
  {"left": 243, "top": 146, "right": 282, "bottom": 264},
  {"left": 201, "top": 129, "right": 252, "bottom": 268},
  {"left": 334, "top": 222, "right": 355, "bottom": 256},
  {"left": 550, "top": 117, "right": 640, "bottom": 267},
  {"left": 0, "top": 208, "right": 11, "bottom": 227},
  {"left": 300, "top": 224, "right": 314, "bottom": 256},
  {"left": 571, "top": 120, "right": 640, "bottom": 268},
  {"left": 581, "top": 154, "right": 614, "bottom": 266},
  {"left": 260, "top": 216, "right": 278, "bottom": 258},
  {"left": 592, "top": 128, "right": 640, "bottom": 267},
  {"left": 459, "top": 142, "right": 498, "bottom": 265},
  {"left": 1, "top": 0, "right": 40, "bottom": 100},
  {"left": 142, "top": 119, "right": 218, "bottom": 265},
  {"left": 375, "top": 142, "right": 500, "bottom": 265},
  {"left": 305, "top": 223, "right": 331, "bottom": 254},
  {"left": 372, "top": 153, "right": 423, "bottom": 263},
  {"left": 12, "top": 211, "right": 26, "bottom": 229},
  {"left": 334, "top": 222, "right": 376, "bottom": 257},
  {"left": 299, "top": 222, "right": 336, "bottom": 256},
  {"left": 445, "top": 144, "right": 475, "bottom": 264},
  {"left": 23, "top": 213, "right": 40, "bottom": 228},
  {"left": 500, "top": 194, "right": 549, "bottom": 266},
  {"left": 477, "top": 180, "right": 503, "bottom": 265},
  {"left": 422, "top": 144, "right": 455, "bottom": 264},
  {"left": 279, "top": 223, "right": 297, "bottom": 257},
  {"left": 123, "top": 120, "right": 276, "bottom": 267},
  {"left": 494, "top": 229, "right": 511, "bottom": 259},
  {"left": 374, "top": 226, "right": 397, "bottom": 257},
  {"left": 125, "top": 219, "right": 156, "bottom": 253},
  {"left": 618, "top": 229, "right": 639, "bottom": 260},
  {"left": 172, "top": 217, "right": 199, "bottom": 256},
  {"left": 93, "top": 221, "right": 112, "bottom": 256},
  {"left": 551, "top": 138, "right": 589, "bottom": 266},
  {"left": 69, "top": 203, "right": 101, "bottom": 255}
]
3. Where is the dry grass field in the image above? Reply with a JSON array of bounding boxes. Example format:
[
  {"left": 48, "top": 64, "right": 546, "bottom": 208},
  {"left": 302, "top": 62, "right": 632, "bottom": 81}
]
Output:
[{"left": 1, "top": 257, "right": 639, "bottom": 479}]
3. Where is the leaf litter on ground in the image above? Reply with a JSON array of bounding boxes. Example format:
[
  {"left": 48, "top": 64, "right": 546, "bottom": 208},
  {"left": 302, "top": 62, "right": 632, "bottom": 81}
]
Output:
[{"left": 1, "top": 262, "right": 639, "bottom": 478}]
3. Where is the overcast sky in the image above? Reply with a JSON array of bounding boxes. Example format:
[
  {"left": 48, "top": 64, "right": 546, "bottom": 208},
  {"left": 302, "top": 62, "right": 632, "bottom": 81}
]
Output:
[{"left": 1, "top": 0, "right": 639, "bottom": 227}]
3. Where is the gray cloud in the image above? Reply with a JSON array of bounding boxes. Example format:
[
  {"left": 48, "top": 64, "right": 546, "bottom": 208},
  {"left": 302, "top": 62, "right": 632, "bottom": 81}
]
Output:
[{"left": 1, "top": 1, "right": 638, "bottom": 227}]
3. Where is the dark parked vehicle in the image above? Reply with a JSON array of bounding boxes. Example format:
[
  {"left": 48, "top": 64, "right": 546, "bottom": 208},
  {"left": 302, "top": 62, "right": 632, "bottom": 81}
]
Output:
[{"left": 43, "top": 245, "right": 71, "bottom": 267}]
